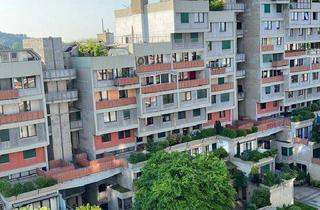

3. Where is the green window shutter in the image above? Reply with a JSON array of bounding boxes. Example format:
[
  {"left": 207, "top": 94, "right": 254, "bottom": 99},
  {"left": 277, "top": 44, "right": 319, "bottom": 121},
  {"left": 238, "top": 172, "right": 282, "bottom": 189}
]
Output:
[
  {"left": 281, "top": 147, "right": 288, "bottom": 156},
  {"left": 222, "top": 40, "right": 231, "bottom": 50},
  {"left": 221, "top": 93, "right": 230, "bottom": 102},
  {"left": 288, "top": 147, "right": 293, "bottom": 156},
  {"left": 181, "top": 13, "right": 189, "bottom": 23},
  {"left": 218, "top": 77, "right": 225, "bottom": 85},
  {"left": 0, "top": 129, "right": 9, "bottom": 142},
  {"left": 264, "top": 4, "right": 271, "bottom": 13},
  {"left": 0, "top": 154, "right": 9, "bottom": 164},
  {"left": 23, "top": 149, "right": 36, "bottom": 159}
]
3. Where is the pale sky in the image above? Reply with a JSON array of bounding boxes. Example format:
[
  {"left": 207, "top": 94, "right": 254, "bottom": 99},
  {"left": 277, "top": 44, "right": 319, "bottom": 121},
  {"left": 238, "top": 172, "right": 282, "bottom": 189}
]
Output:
[{"left": 0, "top": 0, "right": 142, "bottom": 42}]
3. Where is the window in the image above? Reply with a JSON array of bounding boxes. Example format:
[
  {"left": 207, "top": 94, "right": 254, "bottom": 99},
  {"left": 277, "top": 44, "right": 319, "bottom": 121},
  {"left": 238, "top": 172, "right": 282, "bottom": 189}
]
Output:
[
  {"left": 97, "top": 69, "right": 112, "bottom": 80},
  {"left": 318, "top": 87, "right": 320, "bottom": 92},
  {"left": 190, "top": 33, "right": 199, "bottom": 42},
  {"left": 276, "top": 4, "right": 282, "bottom": 13},
  {"left": 180, "top": 13, "right": 189, "bottom": 23},
  {"left": 0, "top": 154, "right": 9, "bottom": 164},
  {"left": 162, "top": 114, "right": 171, "bottom": 122},
  {"left": 303, "top": 12, "right": 309, "bottom": 20},
  {"left": 174, "top": 33, "right": 182, "bottom": 43},
  {"left": 308, "top": 88, "right": 312, "bottom": 94},
  {"left": 264, "top": 21, "right": 272, "bottom": 30},
  {"left": 145, "top": 117, "right": 153, "bottom": 126},
  {"left": 119, "top": 90, "right": 128, "bottom": 99},
  {"left": 123, "top": 109, "right": 130, "bottom": 120},
  {"left": 291, "top": 12, "right": 298, "bottom": 21},
  {"left": 158, "top": 132, "right": 166, "bottom": 138},
  {"left": 301, "top": 73, "right": 308, "bottom": 82},
  {"left": 23, "top": 149, "right": 36, "bottom": 159},
  {"left": 222, "top": 40, "right": 231, "bottom": 50},
  {"left": 0, "top": 129, "right": 9, "bottom": 142},
  {"left": 99, "top": 91, "right": 108, "bottom": 101},
  {"left": 264, "top": 4, "right": 271, "bottom": 13},
  {"left": 194, "top": 12, "right": 204, "bottom": 23},
  {"left": 274, "top": 84, "right": 280, "bottom": 93},
  {"left": 163, "top": 94, "right": 174, "bottom": 104},
  {"left": 291, "top": 75, "right": 298, "bottom": 83},
  {"left": 276, "top": 37, "right": 282, "bottom": 45},
  {"left": 144, "top": 96, "right": 156, "bottom": 108},
  {"left": 101, "top": 133, "right": 111, "bottom": 142},
  {"left": 263, "top": 54, "right": 273, "bottom": 63},
  {"left": 260, "top": 103, "right": 266, "bottom": 109},
  {"left": 104, "top": 111, "right": 117, "bottom": 123},
  {"left": 20, "top": 125, "right": 37, "bottom": 138},
  {"left": 313, "top": 72, "right": 319, "bottom": 80},
  {"left": 288, "top": 91, "right": 293, "bottom": 98},
  {"left": 219, "top": 22, "right": 227, "bottom": 32},
  {"left": 219, "top": 111, "right": 226, "bottom": 118},
  {"left": 281, "top": 147, "right": 293, "bottom": 156},
  {"left": 178, "top": 111, "right": 186, "bottom": 120},
  {"left": 298, "top": 90, "right": 304, "bottom": 96},
  {"left": 211, "top": 95, "right": 217, "bottom": 104},
  {"left": 265, "top": 86, "right": 271, "bottom": 94},
  {"left": 14, "top": 77, "right": 36, "bottom": 89},
  {"left": 197, "top": 89, "right": 207, "bottom": 99},
  {"left": 19, "top": 101, "right": 31, "bottom": 112},
  {"left": 118, "top": 130, "right": 131, "bottom": 139},
  {"left": 221, "top": 93, "right": 230, "bottom": 102},
  {"left": 273, "top": 101, "right": 278, "bottom": 107},
  {"left": 193, "top": 109, "right": 201, "bottom": 117},
  {"left": 218, "top": 77, "right": 225, "bottom": 85},
  {"left": 276, "top": 21, "right": 281, "bottom": 30}
]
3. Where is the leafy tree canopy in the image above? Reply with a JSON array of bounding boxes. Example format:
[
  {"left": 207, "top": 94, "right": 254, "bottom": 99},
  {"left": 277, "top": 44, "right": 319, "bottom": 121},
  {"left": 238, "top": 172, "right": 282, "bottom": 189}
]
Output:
[
  {"left": 76, "top": 204, "right": 101, "bottom": 210},
  {"left": 78, "top": 40, "right": 108, "bottom": 57},
  {"left": 133, "top": 151, "right": 236, "bottom": 210}
]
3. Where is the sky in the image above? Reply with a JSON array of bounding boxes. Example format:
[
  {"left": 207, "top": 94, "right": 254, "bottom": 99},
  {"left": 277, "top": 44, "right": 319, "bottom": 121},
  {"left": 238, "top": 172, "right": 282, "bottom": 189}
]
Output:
[{"left": 0, "top": 0, "right": 142, "bottom": 42}]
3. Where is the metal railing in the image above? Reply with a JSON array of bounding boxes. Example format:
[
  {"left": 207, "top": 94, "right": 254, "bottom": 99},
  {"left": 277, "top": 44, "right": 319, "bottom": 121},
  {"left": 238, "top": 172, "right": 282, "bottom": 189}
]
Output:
[
  {"left": 46, "top": 90, "right": 78, "bottom": 103},
  {"left": 43, "top": 69, "right": 76, "bottom": 81}
]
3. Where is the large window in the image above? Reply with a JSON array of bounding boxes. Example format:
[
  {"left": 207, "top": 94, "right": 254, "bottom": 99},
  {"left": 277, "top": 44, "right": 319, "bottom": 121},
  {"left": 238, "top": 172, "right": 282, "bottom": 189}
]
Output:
[
  {"left": 123, "top": 109, "right": 131, "bottom": 120},
  {"left": 264, "top": 4, "right": 271, "bottom": 13},
  {"left": 197, "top": 89, "right": 207, "bottom": 99},
  {"left": 101, "top": 133, "right": 111, "bottom": 142},
  {"left": 19, "top": 101, "right": 31, "bottom": 112},
  {"left": 180, "top": 13, "right": 189, "bottom": 23},
  {"left": 219, "top": 22, "right": 227, "bottom": 32},
  {"left": 20, "top": 125, "right": 37, "bottom": 138},
  {"left": 0, "top": 154, "right": 9, "bottom": 164},
  {"left": 178, "top": 111, "right": 186, "bottom": 120},
  {"left": 281, "top": 147, "right": 293, "bottom": 156},
  {"left": 221, "top": 93, "right": 230, "bottom": 102},
  {"left": 14, "top": 76, "right": 36, "bottom": 89},
  {"left": 144, "top": 96, "right": 156, "bottom": 108},
  {"left": 104, "top": 111, "right": 117, "bottom": 123},
  {"left": 182, "top": 91, "right": 192, "bottom": 101},
  {"left": 194, "top": 12, "right": 204, "bottom": 23},
  {"left": 0, "top": 129, "right": 9, "bottom": 142},
  {"left": 23, "top": 149, "right": 36, "bottom": 159},
  {"left": 193, "top": 109, "right": 201, "bottom": 117},
  {"left": 118, "top": 130, "right": 131, "bottom": 139},
  {"left": 222, "top": 40, "right": 231, "bottom": 50},
  {"left": 162, "top": 114, "right": 171, "bottom": 122},
  {"left": 163, "top": 94, "right": 174, "bottom": 104}
]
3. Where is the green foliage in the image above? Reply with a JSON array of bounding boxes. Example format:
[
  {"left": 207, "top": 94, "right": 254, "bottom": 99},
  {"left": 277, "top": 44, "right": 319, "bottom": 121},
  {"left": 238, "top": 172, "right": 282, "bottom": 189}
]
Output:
[
  {"left": 249, "top": 165, "right": 260, "bottom": 184},
  {"left": 181, "top": 134, "right": 193, "bottom": 143},
  {"left": 128, "top": 152, "right": 151, "bottom": 164},
  {"left": 262, "top": 172, "right": 281, "bottom": 187},
  {"left": 78, "top": 40, "right": 108, "bottom": 57},
  {"left": 311, "top": 120, "right": 320, "bottom": 143},
  {"left": 239, "top": 149, "right": 278, "bottom": 162},
  {"left": 133, "top": 151, "right": 236, "bottom": 210},
  {"left": 291, "top": 107, "right": 316, "bottom": 122},
  {"left": 222, "top": 128, "right": 237, "bottom": 139},
  {"left": 236, "top": 129, "right": 247, "bottom": 137},
  {"left": 209, "top": 0, "right": 224, "bottom": 11},
  {"left": 251, "top": 126, "right": 258, "bottom": 133},
  {"left": 0, "top": 177, "right": 57, "bottom": 198},
  {"left": 232, "top": 170, "right": 248, "bottom": 190},
  {"left": 277, "top": 201, "right": 317, "bottom": 210},
  {"left": 211, "top": 147, "right": 228, "bottom": 159},
  {"left": 146, "top": 139, "right": 170, "bottom": 153},
  {"left": 279, "top": 164, "right": 298, "bottom": 180},
  {"left": 76, "top": 204, "right": 101, "bottom": 210},
  {"left": 19, "top": 207, "right": 50, "bottom": 210},
  {"left": 310, "top": 178, "right": 320, "bottom": 188},
  {"left": 215, "top": 121, "right": 223, "bottom": 134},
  {"left": 251, "top": 187, "right": 271, "bottom": 208},
  {"left": 246, "top": 204, "right": 257, "bottom": 210}
]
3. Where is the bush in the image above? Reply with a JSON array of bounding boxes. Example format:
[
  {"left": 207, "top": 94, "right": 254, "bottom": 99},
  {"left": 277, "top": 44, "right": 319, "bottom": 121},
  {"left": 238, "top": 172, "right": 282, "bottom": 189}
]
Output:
[
  {"left": 209, "top": 0, "right": 224, "bottom": 11},
  {"left": 211, "top": 147, "right": 228, "bottom": 159},
  {"left": 128, "top": 152, "right": 151, "bottom": 164},
  {"left": 291, "top": 108, "right": 315, "bottom": 122},
  {"left": 146, "top": 140, "right": 169, "bottom": 153},
  {"left": 236, "top": 129, "right": 247, "bottom": 137},
  {"left": 262, "top": 172, "right": 281, "bottom": 187},
  {"left": 240, "top": 149, "right": 277, "bottom": 162},
  {"left": 222, "top": 128, "right": 237, "bottom": 139},
  {"left": 246, "top": 204, "right": 257, "bottom": 210},
  {"left": 310, "top": 179, "right": 320, "bottom": 188},
  {"left": 182, "top": 134, "right": 193, "bottom": 143},
  {"left": 251, "top": 187, "right": 271, "bottom": 208},
  {"left": 251, "top": 126, "right": 258, "bottom": 133},
  {"left": 214, "top": 121, "right": 223, "bottom": 134},
  {"left": 280, "top": 164, "right": 298, "bottom": 180}
]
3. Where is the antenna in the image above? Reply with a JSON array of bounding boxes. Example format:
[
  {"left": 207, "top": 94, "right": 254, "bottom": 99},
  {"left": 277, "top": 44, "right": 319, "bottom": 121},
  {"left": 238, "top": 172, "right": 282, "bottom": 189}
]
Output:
[{"left": 101, "top": 18, "right": 105, "bottom": 32}]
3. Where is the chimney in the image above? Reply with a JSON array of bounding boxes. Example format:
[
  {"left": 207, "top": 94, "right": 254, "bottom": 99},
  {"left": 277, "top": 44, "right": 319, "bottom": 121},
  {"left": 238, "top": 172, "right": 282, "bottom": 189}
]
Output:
[{"left": 131, "top": 0, "right": 148, "bottom": 14}]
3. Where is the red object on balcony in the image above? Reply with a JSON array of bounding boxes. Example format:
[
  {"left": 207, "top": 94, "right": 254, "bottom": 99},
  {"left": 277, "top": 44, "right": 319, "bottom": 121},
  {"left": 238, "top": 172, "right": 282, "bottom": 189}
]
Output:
[
  {"left": 261, "top": 45, "right": 274, "bottom": 52},
  {"left": 272, "top": 60, "right": 288, "bottom": 67},
  {"left": 179, "top": 79, "right": 209, "bottom": 89},
  {"left": 211, "top": 83, "right": 234, "bottom": 92},
  {"left": 96, "top": 97, "right": 136, "bottom": 110},
  {"left": 285, "top": 50, "right": 305, "bottom": 57},
  {"left": 141, "top": 83, "right": 177, "bottom": 94},
  {"left": 290, "top": 65, "right": 310, "bottom": 73},
  {"left": 0, "top": 111, "right": 44, "bottom": 125},
  {"left": 257, "top": 102, "right": 279, "bottom": 115},
  {"left": 261, "top": 75, "right": 284, "bottom": 84},
  {"left": 114, "top": 77, "right": 139, "bottom": 86},
  {"left": 0, "top": 89, "right": 19, "bottom": 100},
  {"left": 173, "top": 60, "right": 204, "bottom": 69},
  {"left": 211, "top": 68, "right": 225, "bottom": 75},
  {"left": 0, "top": 148, "right": 46, "bottom": 173},
  {"left": 95, "top": 130, "right": 135, "bottom": 150},
  {"left": 136, "top": 63, "right": 171, "bottom": 73},
  {"left": 312, "top": 64, "right": 320, "bottom": 70}
]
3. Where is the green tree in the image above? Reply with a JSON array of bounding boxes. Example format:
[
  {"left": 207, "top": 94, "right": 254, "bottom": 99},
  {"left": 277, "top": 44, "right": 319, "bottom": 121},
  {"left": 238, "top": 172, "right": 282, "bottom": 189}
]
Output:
[
  {"left": 209, "top": 0, "right": 224, "bottom": 11},
  {"left": 133, "top": 151, "right": 236, "bottom": 210},
  {"left": 311, "top": 120, "right": 320, "bottom": 143},
  {"left": 233, "top": 170, "right": 248, "bottom": 190},
  {"left": 251, "top": 187, "right": 271, "bottom": 208},
  {"left": 76, "top": 204, "right": 101, "bottom": 210},
  {"left": 78, "top": 40, "right": 108, "bottom": 57}
]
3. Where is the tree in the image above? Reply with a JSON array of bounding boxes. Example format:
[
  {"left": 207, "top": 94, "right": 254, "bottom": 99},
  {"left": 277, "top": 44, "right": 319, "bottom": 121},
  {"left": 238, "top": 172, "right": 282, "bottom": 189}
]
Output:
[
  {"left": 76, "top": 204, "right": 101, "bottom": 210},
  {"left": 209, "top": 0, "right": 224, "bottom": 11},
  {"left": 311, "top": 120, "right": 320, "bottom": 143},
  {"left": 78, "top": 40, "right": 108, "bottom": 57},
  {"left": 251, "top": 187, "right": 271, "bottom": 208},
  {"left": 133, "top": 151, "right": 236, "bottom": 210},
  {"left": 233, "top": 170, "right": 248, "bottom": 190}
]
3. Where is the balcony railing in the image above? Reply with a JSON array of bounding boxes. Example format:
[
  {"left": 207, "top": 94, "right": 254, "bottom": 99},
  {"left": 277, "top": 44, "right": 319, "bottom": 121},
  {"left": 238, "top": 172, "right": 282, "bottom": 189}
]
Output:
[
  {"left": 114, "top": 77, "right": 139, "bottom": 86},
  {"left": 0, "top": 111, "right": 44, "bottom": 125},
  {"left": 311, "top": 64, "right": 320, "bottom": 70},
  {"left": 261, "top": 75, "right": 284, "bottom": 84},
  {"left": 211, "top": 68, "right": 225, "bottom": 75},
  {"left": 0, "top": 89, "right": 19, "bottom": 100},
  {"left": 136, "top": 63, "right": 171, "bottom": 73},
  {"left": 46, "top": 90, "right": 78, "bottom": 103},
  {"left": 96, "top": 97, "right": 136, "bottom": 110},
  {"left": 141, "top": 83, "right": 177, "bottom": 94},
  {"left": 290, "top": 65, "right": 310, "bottom": 73},
  {"left": 223, "top": 3, "right": 245, "bottom": 11},
  {"left": 43, "top": 69, "right": 76, "bottom": 81},
  {"left": 178, "top": 79, "right": 209, "bottom": 89},
  {"left": 236, "top": 70, "right": 246, "bottom": 78},
  {"left": 211, "top": 83, "right": 234, "bottom": 92},
  {"left": 256, "top": 118, "right": 290, "bottom": 132},
  {"left": 272, "top": 60, "right": 288, "bottom": 68},
  {"left": 70, "top": 120, "right": 83, "bottom": 130},
  {"left": 285, "top": 50, "right": 305, "bottom": 57},
  {"left": 236, "top": 53, "right": 245, "bottom": 62},
  {"left": 261, "top": 45, "right": 274, "bottom": 52},
  {"left": 173, "top": 60, "right": 204, "bottom": 69}
]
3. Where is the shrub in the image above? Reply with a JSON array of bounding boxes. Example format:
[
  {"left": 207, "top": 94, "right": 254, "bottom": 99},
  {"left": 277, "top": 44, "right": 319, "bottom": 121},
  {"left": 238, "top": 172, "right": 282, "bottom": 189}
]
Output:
[
  {"left": 181, "top": 134, "right": 192, "bottom": 143},
  {"left": 246, "top": 204, "right": 257, "bottom": 210},
  {"left": 35, "top": 177, "right": 57, "bottom": 189},
  {"left": 251, "top": 126, "right": 258, "bottom": 133},
  {"left": 146, "top": 140, "right": 169, "bottom": 153},
  {"left": 232, "top": 170, "right": 248, "bottom": 189},
  {"left": 240, "top": 149, "right": 277, "bottom": 162},
  {"left": 262, "top": 172, "right": 281, "bottom": 187},
  {"left": 222, "top": 128, "right": 237, "bottom": 139},
  {"left": 236, "top": 129, "right": 247, "bottom": 137},
  {"left": 251, "top": 187, "right": 271, "bottom": 208},
  {"left": 128, "top": 152, "right": 151, "bottom": 164},
  {"left": 214, "top": 121, "right": 223, "bottom": 134},
  {"left": 211, "top": 147, "right": 228, "bottom": 159},
  {"left": 209, "top": 0, "right": 224, "bottom": 11},
  {"left": 291, "top": 108, "right": 315, "bottom": 122},
  {"left": 280, "top": 164, "right": 298, "bottom": 180}
]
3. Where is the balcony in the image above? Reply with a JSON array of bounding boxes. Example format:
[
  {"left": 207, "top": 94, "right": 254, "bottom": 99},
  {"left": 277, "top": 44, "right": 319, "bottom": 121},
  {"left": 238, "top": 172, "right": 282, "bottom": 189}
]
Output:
[
  {"left": 211, "top": 68, "right": 225, "bottom": 75},
  {"left": 238, "top": 92, "right": 245, "bottom": 101},
  {"left": 46, "top": 90, "right": 78, "bottom": 104},
  {"left": 211, "top": 83, "right": 234, "bottom": 92},
  {"left": 0, "top": 89, "right": 19, "bottom": 100},
  {"left": 311, "top": 64, "right": 320, "bottom": 70},
  {"left": 236, "top": 70, "right": 246, "bottom": 79},
  {"left": 70, "top": 120, "right": 83, "bottom": 131},
  {"left": 173, "top": 60, "right": 204, "bottom": 70},
  {"left": 272, "top": 60, "right": 288, "bottom": 68},
  {"left": 236, "top": 53, "right": 245, "bottom": 63},
  {"left": 136, "top": 63, "right": 171, "bottom": 73},
  {"left": 43, "top": 69, "right": 76, "bottom": 81},
  {"left": 223, "top": 3, "right": 245, "bottom": 12},
  {"left": 178, "top": 79, "right": 209, "bottom": 89},
  {"left": 114, "top": 77, "right": 139, "bottom": 86},
  {"left": 285, "top": 50, "right": 305, "bottom": 57},
  {"left": 141, "top": 83, "right": 177, "bottom": 94},
  {"left": 255, "top": 118, "right": 290, "bottom": 132},
  {"left": 261, "top": 75, "right": 284, "bottom": 84},
  {"left": 96, "top": 97, "right": 136, "bottom": 110},
  {"left": 0, "top": 111, "right": 44, "bottom": 125},
  {"left": 261, "top": 45, "right": 274, "bottom": 52},
  {"left": 290, "top": 65, "right": 310, "bottom": 73}
]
